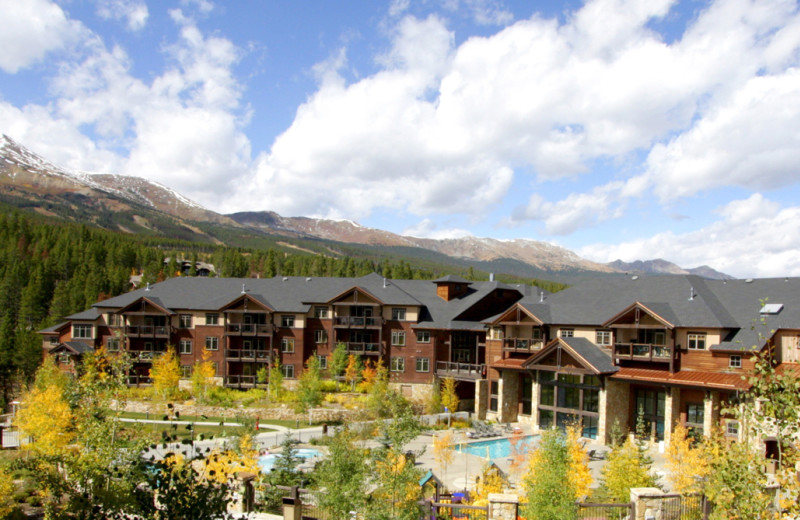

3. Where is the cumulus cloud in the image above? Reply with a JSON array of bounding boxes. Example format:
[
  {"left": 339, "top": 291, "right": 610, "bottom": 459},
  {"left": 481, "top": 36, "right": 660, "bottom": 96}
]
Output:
[
  {"left": 0, "top": 0, "right": 83, "bottom": 73},
  {"left": 402, "top": 218, "right": 472, "bottom": 239},
  {"left": 95, "top": 0, "right": 149, "bottom": 31},
  {"left": 579, "top": 194, "right": 800, "bottom": 278}
]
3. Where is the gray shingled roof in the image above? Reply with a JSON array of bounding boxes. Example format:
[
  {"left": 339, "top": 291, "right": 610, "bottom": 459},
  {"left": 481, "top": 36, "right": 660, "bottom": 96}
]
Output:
[
  {"left": 66, "top": 308, "right": 102, "bottom": 320},
  {"left": 560, "top": 337, "right": 617, "bottom": 374}
]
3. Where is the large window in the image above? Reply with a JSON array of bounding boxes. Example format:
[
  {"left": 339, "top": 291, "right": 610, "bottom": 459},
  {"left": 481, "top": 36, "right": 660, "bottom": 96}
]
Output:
[
  {"left": 489, "top": 381, "right": 499, "bottom": 412},
  {"left": 179, "top": 339, "right": 192, "bottom": 355},
  {"left": 390, "top": 357, "right": 405, "bottom": 372},
  {"left": 537, "top": 371, "right": 601, "bottom": 439},
  {"left": 520, "top": 376, "right": 533, "bottom": 416},
  {"left": 205, "top": 337, "right": 219, "bottom": 351},
  {"left": 281, "top": 315, "right": 295, "bottom": 328},
  {"left": 391, "top": 331, "right": 406, "bottom": 346},
  {"left": 73, "top": 324, "right": 92, "bottom": 339},
  {"left": 688, "top": 333, "right": 706, "bottom": 350},
  {"left": 392, "top": 308, "right": 406, "bottom": 321},
  {"left": 686, "top": 402, "right": 704, "bottom": 435},
  {"left": 416, "top": 357, "right": 430, "bottom": 372},
  {"left": 635, "top": 388, "right": 666, "bottom": 440}
]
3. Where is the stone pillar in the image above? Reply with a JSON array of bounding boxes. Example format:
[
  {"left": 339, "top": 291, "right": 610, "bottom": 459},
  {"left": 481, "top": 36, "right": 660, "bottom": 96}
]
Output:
[
  {"left": 531, "top": 376, "right": 540, "bottom": 430},
  {"left": 282, "top": 486, "right": 302, "bottom": 520},
  {"left": 664, "top": 387, "right": 680, "bottom": 447},
  {"left": 602, "top": 379, "right": 629, "bottom": 445},
  {"left": 630, "top": 487, "right": 664, "bottom": 520},
  {"left": 475, "top": 379, "right": 489, "bottom": 420},
  {"left": 488, "top": 493, "right": 519, "bottom": 520},
  {"left": 499, "top": 372, "right": 520, "bottom": 423},
  {"left": 703, "top": 391, "right": 719, "bottom": 438}
]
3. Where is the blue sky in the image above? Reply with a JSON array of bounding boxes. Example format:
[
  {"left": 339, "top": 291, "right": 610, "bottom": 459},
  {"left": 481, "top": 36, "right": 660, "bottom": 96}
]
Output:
[{"left": 2, "top": 0, "right": 800, "bottom": 278}]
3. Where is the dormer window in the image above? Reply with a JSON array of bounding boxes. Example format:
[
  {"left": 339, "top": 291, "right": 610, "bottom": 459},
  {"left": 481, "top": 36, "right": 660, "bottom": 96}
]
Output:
[{"left": 392, "top": 308, "right": 406, "bottom": 321}]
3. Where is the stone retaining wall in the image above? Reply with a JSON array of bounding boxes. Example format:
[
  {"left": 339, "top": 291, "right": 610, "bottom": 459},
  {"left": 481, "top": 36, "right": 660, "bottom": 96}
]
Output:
[{"left": 122, "top": 401, "right": 359, "bottom": 423}]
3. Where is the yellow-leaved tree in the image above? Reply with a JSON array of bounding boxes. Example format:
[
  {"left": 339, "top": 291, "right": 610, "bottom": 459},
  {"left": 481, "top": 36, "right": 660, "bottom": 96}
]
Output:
[
  {"left": 665, "top": 424, "right": 710, "bottom": 494},
  {"left": 15, "top": 369, "right": 74, "bottom": 455},
  {"left": 344, "top": 354, "right": 362, "bottom": 391},
  {"left": 470, "top": 463, "right": 507, "bottom": 509},
  {"left": 441, "top": 378, "right": 459, "bottom": 413},
  {"left": 150, "top": 345, "right": 181, "bottom": 399},
  {"left": 566, "top": 423, "right": 593, "bottom": 500},
  {"left": 0, "top": 466, "right": 16, "bottom": 517},
  {"left": 432, "top": 430, "right": 455, "bottom": 486},
  {"left": 192, "top": 349, "right": 216, "bottom": 401},
  {"left": 202, "top": 433, "right": 260, "bottom": 484}
]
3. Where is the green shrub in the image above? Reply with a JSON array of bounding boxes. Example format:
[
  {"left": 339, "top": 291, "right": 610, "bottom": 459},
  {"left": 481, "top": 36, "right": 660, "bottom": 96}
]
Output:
[{"left": 319, "top": 380, "right": 340, "bottom": 393}]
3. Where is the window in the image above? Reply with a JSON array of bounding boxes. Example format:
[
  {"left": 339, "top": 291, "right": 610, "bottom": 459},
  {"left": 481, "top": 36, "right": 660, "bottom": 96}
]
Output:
[
  {"left": 106, "top": 338, "right": 121, "bottom": 352},
  {"left": 179, "top": 339, "right": 192, "bottom": 355},
  {"left": 686, "top": 402, "right": 704, "bottom": 433},
  {"left": 521, "top": 376, "right": 533, "bottom": 415},
  {"left": 49, "top": 336, "right": 59, "bottom": 345},
  {"left": 314, "top": 306, "right": 330, "bottom": 319},
  {"left": 281, "top": 338, "right": 295, "bottom": 353},
  {"left": 73, "top": 324, "right": 92, "bottom": 339},
  {"left": 181, "top": 365, "right": 192, "bottom": 379},
  {"left": 205, "top": 313, "right": 219, "bottom": 325},
  {"left": 392, "top": 308, "right": 406, "bottom": 321},
  {"left": 416, "top": 357, "right": 430, "bottom": 372},
  {"left": 179, "top": 314, "right": 192, "bottom": 328},
  {"left": 282, "top": 364, "right": 295, "bottom": 379},
  {"left": 729, "top": 355, "right": 742, "bottom": 368},
  {"left": 538, "top": 371, "right": 602, "bottom": 439},
  {"left": 688, "top": 332, "right": 706, "bottom": 350},
  {"left": 315, "top": 329, "right": 328, "bottom": 344},
  {"left": 391, "top": 331, "right": 406, "bottom": 346},
  {"left": 281, "top": 315, "right": 295, "bottom": 328},
  {"left": 205, "top": 337, "right": 219, "bottom": 350},
  {"left": 726, "top": 420, "right": 739, "bottom": 437},
  {"left": 391, "top": 357, "right": 405, "bottom": 372},
  {"left": 489, "top": 381, "right": 499, "bottom": 412},
  {"left": 560, "top": 328, "right": 574, "bottom": 338},
  {"left": 317, "top": 355, "right": 328, "bottom": 370},
  {"left": 107, "top": 313, "right": 120, "bottom": 327},
  {"left": 595, "top": 330, "right": 612, "bottom": 346},
  {"left": 416, "top": 330, "right": 431, "bottom": 343}
]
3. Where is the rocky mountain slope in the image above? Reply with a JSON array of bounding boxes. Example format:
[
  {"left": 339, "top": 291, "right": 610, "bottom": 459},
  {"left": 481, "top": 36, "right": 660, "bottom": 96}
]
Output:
[{"left": 1, "top": 133, "right": 732, "bottom": 278}]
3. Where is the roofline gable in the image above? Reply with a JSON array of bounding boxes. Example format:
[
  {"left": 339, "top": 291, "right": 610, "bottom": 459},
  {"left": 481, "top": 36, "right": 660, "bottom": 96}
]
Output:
[
  {"left": 602, "top": 301, "right": 675, "bottom": 329},
  {"left": 325, "top": 286, "right": 385, "bottom": 306},
  {"left": 219, "top": 293, "right": 274, "bottom": 312},
  {"left": 522, "top": 337, "right": 605, "bottom": 375},
  {"left": 489, "top": 303, "right": 544, "bottom": 326},
  {"left": 116, "top": 296, "right": 175, "bottom": 315}
]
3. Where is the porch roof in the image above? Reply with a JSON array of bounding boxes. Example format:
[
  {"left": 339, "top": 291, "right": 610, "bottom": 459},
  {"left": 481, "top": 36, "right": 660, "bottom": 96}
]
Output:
[{"left": 610, "top": 367, "right": 750, "bottom": 390}]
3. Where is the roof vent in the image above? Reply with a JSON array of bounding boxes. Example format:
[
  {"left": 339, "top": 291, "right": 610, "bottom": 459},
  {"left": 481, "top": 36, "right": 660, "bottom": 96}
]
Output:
[
  {"left": 631, "top": 275, "right": 638, "bottom": 280},
  {"left": 745, "top": 278, "right": 753, "bottom": 283},
  {"left": 688, "top": 286, "right": 695, "bottom": 301},
  {"left": 241, "top": 283, "right": 247, "bottom": 294},
  {"left": 306, "top": 277, "right": 311, "bottom": 282},
  {"left": 760, "top": 303, "right": 783, "bottom": 314},
  {"left": 145, "top": 282, "right": 150, "bottom": 291},
  {"left": 539, "top": 292, "right": 544, "bottom": 303},
  {"left": 282, "top": 277, "right": 288, "bottom": 281}
]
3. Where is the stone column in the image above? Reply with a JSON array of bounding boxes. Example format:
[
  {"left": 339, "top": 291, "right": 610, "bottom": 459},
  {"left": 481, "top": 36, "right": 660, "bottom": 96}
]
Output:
[
  {"left": 664, "top": 387, "right": 680, "bottom": 447},
  {"left": 475, "top": 379, "right": 489, "bottom": 420},
  {"left": 601, "top": 379, "right": 629, "bottom": 445},
  {"left": 630, "top": 487, "right": 664, "bottom": 520},
  {"left": 703, "top": 391, "right": 719, "bottom": 438},
  {"left": 282, "top": 486, "right": 302, "bottom": 520},
  {"left": 488, "top": 493, "right": 519, "bottom": 520},
  {"left": 499, "top": 372, "right": 520, "bottom": 423},
  {"left": 531, "top": 376, "right": 540, "bottom": 430}
]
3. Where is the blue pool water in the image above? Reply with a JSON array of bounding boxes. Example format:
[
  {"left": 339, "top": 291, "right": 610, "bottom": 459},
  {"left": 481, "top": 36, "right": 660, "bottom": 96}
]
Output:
[
  {"left": 258, "top": 448, "right": 322, "bottom": 473},
  {"left": 456, "top": 435, "right": 538, "bottom": 459}
]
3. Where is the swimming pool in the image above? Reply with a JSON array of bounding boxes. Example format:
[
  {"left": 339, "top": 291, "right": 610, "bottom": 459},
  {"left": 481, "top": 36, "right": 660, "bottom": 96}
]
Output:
[
  {"left": 456, "top": 435, "right": 538, "bottom": 459},
  {"left": 258, "top": 448, "right": 322, "bottom": 473}
]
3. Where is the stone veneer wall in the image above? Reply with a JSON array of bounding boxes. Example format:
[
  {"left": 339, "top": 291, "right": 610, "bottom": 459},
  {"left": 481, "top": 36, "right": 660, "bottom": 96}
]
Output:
[
  {"left": 703, "top": 390, "right": 720, "bottom": 438},
  {"left": 499, "top": 372, "right": 520, "bottom": 423},
  {"left": 664, "top": 387, "right": 681, "bottom": 446},
  {"left": 475, "top": 379, "right": 488, "bottom": 420},
  {"left": 601, "top": 378, "right": 629, "bottom": 444}
]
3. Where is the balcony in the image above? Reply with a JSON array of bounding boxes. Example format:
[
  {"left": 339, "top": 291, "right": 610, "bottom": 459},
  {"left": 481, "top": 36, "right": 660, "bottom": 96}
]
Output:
[
  {"left": 129, "top": 350, "right": 166, "bottom": 362},
  {"left": 334, "top": 316, "right": 381, "bottom": 328},
  {"left": 126, "top": 325, "right": 170, "bottom": 338},
  {"left": 503, "top": 338, "right": 544, "bottom": 353},
  {"left": 224, "top": 375, "right": 260, "bottom": 388},
  {"left": 436, "top": 361, "right": 486, "bottom": 381},
  {"left": 126, "top": 375, "right": 152, "bottom": 386},
  {"left": 225, "top": 349, "right": 271, "bottom": 362},
  {"left": 225, "top": 323, "right": 273, "bottom": 336},
  {"left": 345, "top": 342, "right": 381, "bottom": 355},
  {"left": 613, "top": 343, "right": 673, "bottom": 363}
]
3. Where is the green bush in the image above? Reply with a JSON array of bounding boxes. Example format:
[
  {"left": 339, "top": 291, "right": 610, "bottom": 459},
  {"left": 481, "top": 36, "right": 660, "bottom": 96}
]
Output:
[{"left": 319, "top": 380, "right": 340, "bottom": 393}]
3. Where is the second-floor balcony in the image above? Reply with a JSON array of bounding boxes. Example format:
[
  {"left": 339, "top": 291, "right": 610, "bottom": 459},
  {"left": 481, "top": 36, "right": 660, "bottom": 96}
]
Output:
[
  {"left": 225, "top": 348, "right": 271, "bottom": 362},
  {"left": 225, "top": 323, "right": 273, "bottom": 336},
  {"left": 613, "top": 343, "right": 674, "bottom": 363},
  {"left": 503, "top": 338, "right": 544, "bottom": 352},
  {"left": 344, "top": 342, "right": 381, "bottom": 355},
  {"left": 334, "top": 316, "right": 381, "bottom": 328},
  {"left": 436, "top": 361, "right": 486, "bottom": 380},
  {"left": 125, "top": 325, "right": 170, "bottom": 338}
]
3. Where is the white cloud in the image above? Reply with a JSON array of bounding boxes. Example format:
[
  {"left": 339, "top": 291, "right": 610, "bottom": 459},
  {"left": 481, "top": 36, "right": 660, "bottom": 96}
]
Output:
[
  {"left": 95, "top": 0, "right": 149, "bottom": 31},
  {"left": 0, "top": 0, "right": 83, "bottom": 73},
  {"left": 579, "top": 194, "right": 800, "bottom": 278},
  {"left": 402, "top": 218, "right": 472, "bottom": 239}
]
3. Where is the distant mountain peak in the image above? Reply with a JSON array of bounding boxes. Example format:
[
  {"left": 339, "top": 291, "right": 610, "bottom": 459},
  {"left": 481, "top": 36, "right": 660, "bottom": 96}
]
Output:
[{"left": 608, "top": 258, "right": 732, "bottom": 280}]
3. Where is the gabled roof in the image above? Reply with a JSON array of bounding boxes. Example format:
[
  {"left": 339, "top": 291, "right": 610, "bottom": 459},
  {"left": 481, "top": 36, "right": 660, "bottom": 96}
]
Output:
[
  {"left": 602, "top": 301, "right": 677, "bottom": 329},
  {"left": 50, "top": 341, "right": 95, "bottom": 355},
  {"left": 38, "top": 321, "right": 70, "bottom": 334},
  {"left": 218, "top": 292, "right": 275, "bottom": 312},
  {"left": 432, "top": 275, "right": 470, "bottom": 284},
  {"left": 522, "top": 337, "right": 617, "bottom": 375},
  {"left": 486, "top": 303, "right": 544, "bottom": 326},
  {"left": 66, "top": 308, "right": 102, "bottom": 321},
  {"left": 116, "top": 296, "right": 175, "bottom": 315}
]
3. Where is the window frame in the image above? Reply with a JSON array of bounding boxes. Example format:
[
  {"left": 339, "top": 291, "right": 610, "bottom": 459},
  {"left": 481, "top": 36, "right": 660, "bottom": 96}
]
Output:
[
  {"left": 281, "top": 337, "right": 295, "bottom": 353},
  {"left": 391, "top": 330, "right": 406, "bottom": 346},
  {"left": 205, "top": 336, "right": 219, "bottom": 351},
  {"left": 595, "top": 330, "right": 612, "bottom": 346},
  {"left": 179, "top": 339, "right": 192, "bottom": 355},
  {"left": 390, "top": 357, "right": 405, "bottom": 372},
  {"left": 392, "top": 307, "right": 407, "bottom": 321},
  {"left": 416, "top": 330, "right": 431, "bottom": 343},
  {"left": 726, "top": 420, "right": 739, "bottom": 437},
  {"left": 415, "top": 357, "right": 430, "bottom": 372},
  {"left": 560, "top": 328, "right": 574, "bottom": 338},
  {"left": 687, "top": 332, "right": 707, "bottom": 350},
  {"left": 205, "top": 313, "right": 219, "bottom": 325},
  {"left": 73, "top": 324, "right": 93, "bottom": 339},
  {"left": 106, "top": 337, "right": 121, "bottom": 352},
  {"left": 729, "top": 355, "right": 742, "bottom": 368},
  {"left": 314, "top": 306, "right": 330, "bottom": 319},
  {"left": 179, "top": 314, "right": 193, "bottom": 328},
  {"left": 281, "top": 315, "right": 295, "bottom": 328},
  {"left": 314, "top": 329, "right": 328, "bottom": 344},
  {"left": 317, "top": 355, "right": 328, "bottom": 370},
  {"left": 181, "top": 365, "right": 192, "bottom": 379},
  {"left": 282, "top": 364, "right": 295, "bottom": 379}
]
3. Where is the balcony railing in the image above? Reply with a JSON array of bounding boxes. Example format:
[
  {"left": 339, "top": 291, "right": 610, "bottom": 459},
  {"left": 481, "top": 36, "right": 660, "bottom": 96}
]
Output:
[
  {"left": 435, "top": 361, "right": 486, "bottom": 380},
  {"left": 334, "top": 316, "right": 381, "bottom": 328},
  {"left": 613, "top": 343, "right": 672, "bottom": 363},
  {"left": 224, "top": 375, "right": 260, "bottom": 387},
  {"left": 129, "top": 350, "right": 167, "bottom": 362},
  {"left": 127, "top": 375, "right": 152, "bottom": 386},
  {"left": 225, "top": 349, "right": 271, "bottom": 362},
  {"left": 503, "top": 338, "right": 544, "bottom": 352},
  {"left": 225, "top": 323, "right": 273, "bottom": 336},
  {"left": 345, "top": 342, "right": 381, "bottom": 355},
  {"left": 126, "top": 325, "right": 170, "bottom": 338}
]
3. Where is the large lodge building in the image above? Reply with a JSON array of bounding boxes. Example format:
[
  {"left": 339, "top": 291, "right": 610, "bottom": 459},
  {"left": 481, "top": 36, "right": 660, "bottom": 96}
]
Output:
[{"left": 40, "top": 272, "right": 800, "bottom": 447}]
